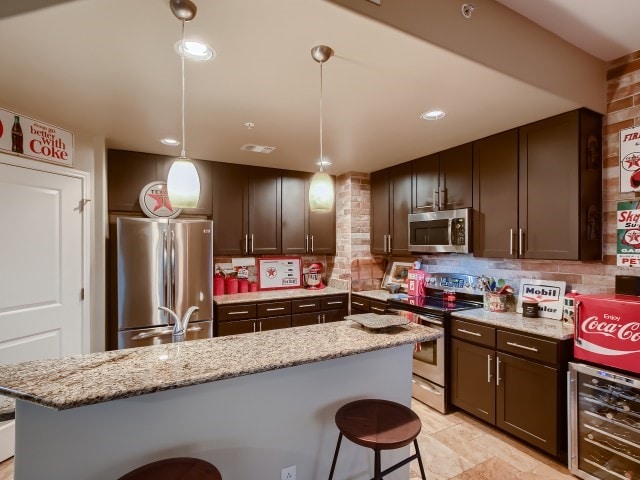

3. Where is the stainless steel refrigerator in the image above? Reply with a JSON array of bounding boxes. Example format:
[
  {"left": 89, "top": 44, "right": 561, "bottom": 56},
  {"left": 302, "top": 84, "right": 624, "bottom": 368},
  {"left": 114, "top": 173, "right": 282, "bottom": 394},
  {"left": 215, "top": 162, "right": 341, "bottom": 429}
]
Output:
[{"left": 116, "top": 217, "right": 213, "bottom": 349}]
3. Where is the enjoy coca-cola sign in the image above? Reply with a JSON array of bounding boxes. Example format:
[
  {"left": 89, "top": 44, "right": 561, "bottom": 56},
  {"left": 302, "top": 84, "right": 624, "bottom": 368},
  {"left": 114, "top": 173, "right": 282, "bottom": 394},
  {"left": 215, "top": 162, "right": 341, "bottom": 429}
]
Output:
[
  {"left": 581, "top": 315, "right": 640, "bottom": 345},
  {"left": 576, "top": 296, "right": 640, "bottom": 374}
]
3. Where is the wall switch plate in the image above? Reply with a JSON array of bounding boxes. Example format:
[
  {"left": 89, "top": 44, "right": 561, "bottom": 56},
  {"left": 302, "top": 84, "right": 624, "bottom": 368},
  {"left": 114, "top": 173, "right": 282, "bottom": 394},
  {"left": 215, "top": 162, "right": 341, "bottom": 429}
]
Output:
[{"left": 281, "top": 465, "right": 296, "bottom": 480}]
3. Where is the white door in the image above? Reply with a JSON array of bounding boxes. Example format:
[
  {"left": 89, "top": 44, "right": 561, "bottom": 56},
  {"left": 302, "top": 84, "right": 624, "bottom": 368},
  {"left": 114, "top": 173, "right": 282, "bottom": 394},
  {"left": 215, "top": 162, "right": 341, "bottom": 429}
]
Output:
[{"left": 0, "top": 156, "right": 86, "bottom": 460}]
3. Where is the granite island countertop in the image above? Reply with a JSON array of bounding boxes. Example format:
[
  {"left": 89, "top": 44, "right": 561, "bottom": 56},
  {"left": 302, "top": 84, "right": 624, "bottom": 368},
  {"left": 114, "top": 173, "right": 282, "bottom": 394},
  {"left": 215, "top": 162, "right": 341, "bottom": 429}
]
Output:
[
  {"left": 214, "top": 286, "right": 347, "bottom": 304},
  {"left": 453, "top": 309, "right": 574, "bottom": 340},
  {"left": 0, "top": 321, "right": 440, "bottom": 411}
]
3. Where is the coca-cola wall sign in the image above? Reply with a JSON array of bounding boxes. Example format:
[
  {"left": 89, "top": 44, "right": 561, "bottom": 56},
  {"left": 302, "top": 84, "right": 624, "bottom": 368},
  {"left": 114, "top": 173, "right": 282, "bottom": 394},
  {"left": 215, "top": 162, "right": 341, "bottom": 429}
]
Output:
[
  {"left": 619, "top": 125, "right": 640, "bottom": 192},
  {"left": 516, "top": 278, "right": 566, "bottom": 320},
  {"left": 617, "top": 201, "right": 640, "bottom": 267},
  {"left": 0, "top": 107, "right": 73, "bottom": 167}
]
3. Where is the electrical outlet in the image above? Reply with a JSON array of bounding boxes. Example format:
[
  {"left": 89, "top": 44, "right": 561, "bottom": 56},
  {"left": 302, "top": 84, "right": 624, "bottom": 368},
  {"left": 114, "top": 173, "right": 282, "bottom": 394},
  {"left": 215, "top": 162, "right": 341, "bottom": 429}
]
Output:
[{"left": 281, "top": 465, "right": 296, "bottom": 480}]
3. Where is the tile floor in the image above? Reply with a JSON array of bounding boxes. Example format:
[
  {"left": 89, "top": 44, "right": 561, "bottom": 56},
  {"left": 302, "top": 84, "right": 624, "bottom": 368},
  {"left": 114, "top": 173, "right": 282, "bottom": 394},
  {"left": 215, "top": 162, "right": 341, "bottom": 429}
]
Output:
[
  {"left": 0, "top": 400, "right": 575, "bottom": 479},
  {"left": 409, "top": 400, "right": 575, "bottom": 479}
]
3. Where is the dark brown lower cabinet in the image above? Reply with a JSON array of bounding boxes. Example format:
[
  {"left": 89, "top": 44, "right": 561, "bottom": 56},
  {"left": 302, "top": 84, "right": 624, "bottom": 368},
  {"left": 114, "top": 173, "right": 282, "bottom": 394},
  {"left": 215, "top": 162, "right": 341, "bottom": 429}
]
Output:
[
  {"left": 496, "top": 352, "right": 558, "bottom": 454},
  {"left": 215, "top": 294, "right": 347, "bottom": 336},
  {"left": 450, "top": 338, "right": 496, "bottom": 424},
  {"left": 217, "top": 315, "right": 291, "bottom": 336},
  {"left": 450, "top": 318, "right": 570, "bottom": 459}
]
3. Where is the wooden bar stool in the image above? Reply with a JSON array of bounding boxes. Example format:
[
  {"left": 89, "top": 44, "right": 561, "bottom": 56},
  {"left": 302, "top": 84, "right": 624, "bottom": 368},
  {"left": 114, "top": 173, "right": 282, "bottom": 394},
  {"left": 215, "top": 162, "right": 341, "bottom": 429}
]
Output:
[
  {"left": 118, "top": 457, "right": 222, "bottom": 480},
  {"left": 328, "top": 399, "right": 427, "bottom": 480}
]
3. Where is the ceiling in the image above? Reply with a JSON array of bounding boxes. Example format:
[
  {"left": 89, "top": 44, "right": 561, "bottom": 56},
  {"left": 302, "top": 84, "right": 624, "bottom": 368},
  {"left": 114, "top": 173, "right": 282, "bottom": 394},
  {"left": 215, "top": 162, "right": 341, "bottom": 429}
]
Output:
[{"left": 0, "top": 0, "right": 636, "bottom": 175}]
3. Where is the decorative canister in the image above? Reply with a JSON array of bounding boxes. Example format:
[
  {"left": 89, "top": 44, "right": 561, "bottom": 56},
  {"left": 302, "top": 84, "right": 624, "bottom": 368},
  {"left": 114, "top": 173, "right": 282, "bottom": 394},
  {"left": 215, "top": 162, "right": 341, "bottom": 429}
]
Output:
[
  {"left": 522, "top": 300, "right": 539, "bottom": 318},
  {"left": 485, "top": 292, "right": 507, "bottom": 312},
  {"left": 563, "top": 290, "right": 579, "bottom": 324}
]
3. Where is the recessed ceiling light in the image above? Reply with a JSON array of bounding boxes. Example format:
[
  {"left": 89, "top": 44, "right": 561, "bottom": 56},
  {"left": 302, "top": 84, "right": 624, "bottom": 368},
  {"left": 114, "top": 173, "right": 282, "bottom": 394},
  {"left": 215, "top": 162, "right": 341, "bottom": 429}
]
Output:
[
  {"left": 420, "top": 110, "right": 446, "bottom": 121},
  {"left": 317, "top": 160, "right": 332, "bottom": 167},
  {"left": 174, "top": 40, "right": 215, "bottom": 61},
  {"left": 160, "top": 138, "right": 180, "bottom": 146}
]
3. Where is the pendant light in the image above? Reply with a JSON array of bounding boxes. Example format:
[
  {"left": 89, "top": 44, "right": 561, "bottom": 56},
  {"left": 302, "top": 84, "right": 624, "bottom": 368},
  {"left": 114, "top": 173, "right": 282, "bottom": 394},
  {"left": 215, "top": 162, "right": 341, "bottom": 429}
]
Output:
[
  {"left": 166, "top": 0, "right": 200, "bottom": 209},
  {"left": 309, "top": 45, "right": 335, "bottom": 213}
]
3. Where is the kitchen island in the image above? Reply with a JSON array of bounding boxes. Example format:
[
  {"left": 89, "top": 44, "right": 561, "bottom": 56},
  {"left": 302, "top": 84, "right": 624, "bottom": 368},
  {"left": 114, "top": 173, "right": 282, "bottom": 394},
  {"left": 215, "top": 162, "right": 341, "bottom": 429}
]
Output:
[{"left": 0, "top": 320, "right": 438, "bottom": 479}]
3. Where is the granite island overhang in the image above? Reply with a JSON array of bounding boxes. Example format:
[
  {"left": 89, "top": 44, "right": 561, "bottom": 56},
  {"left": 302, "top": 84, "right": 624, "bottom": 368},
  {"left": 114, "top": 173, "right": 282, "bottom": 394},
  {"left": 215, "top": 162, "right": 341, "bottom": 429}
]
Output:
[{"left": 0, "top": 320, "right": 440, "bottom": 479}]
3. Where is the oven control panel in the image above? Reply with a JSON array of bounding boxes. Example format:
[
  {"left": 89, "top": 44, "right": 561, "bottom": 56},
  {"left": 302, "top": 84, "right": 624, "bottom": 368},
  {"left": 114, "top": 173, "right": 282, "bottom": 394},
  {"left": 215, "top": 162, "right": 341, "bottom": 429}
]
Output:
[{"left": 424, "top": 273, "right": 486, "bottom": 295}]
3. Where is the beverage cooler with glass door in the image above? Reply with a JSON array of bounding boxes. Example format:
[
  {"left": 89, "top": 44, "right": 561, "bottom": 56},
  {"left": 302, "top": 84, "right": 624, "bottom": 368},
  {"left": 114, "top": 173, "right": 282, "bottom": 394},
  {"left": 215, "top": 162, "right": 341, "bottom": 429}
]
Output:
[{"left": 569, "top": 293, "right": 640, "bottom": 479}]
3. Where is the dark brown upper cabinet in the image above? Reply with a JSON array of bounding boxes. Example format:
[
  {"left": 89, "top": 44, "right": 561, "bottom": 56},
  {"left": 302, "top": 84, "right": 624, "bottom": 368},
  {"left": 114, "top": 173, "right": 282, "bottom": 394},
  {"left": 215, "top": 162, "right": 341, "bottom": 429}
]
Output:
[
  {"left": 370, "top": 162, "right": 412, "bottom": 255},
  {"left": 518, "top": 109, "right": 602, "bottom": 260},
  {"left": 473, "top": 109, "right": 602, "bottom": 260},
  {"left": 211, "top": 162, "right": 281, "bottom": 255},
  {"left": 107, "top": 149, "right": 212, "bottom": 216},
  {"left": 413, "top": 143, "right": 472, "bottom": 212},
  {"left": 473, "top": 129, "right": 519, "bottom": 258},
  {"left": 281, "top": 171, "right": 336, "bottom": 255}
]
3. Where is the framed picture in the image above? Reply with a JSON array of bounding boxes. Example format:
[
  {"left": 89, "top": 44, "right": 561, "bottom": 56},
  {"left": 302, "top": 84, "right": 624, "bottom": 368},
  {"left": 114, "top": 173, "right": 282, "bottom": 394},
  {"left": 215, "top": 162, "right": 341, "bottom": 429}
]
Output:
[
  {"left": 257, "top": 257, "right": 302, "bottom": 291},
  {"left": 381, "top": 261, "right": 413, "bottom": 292}
]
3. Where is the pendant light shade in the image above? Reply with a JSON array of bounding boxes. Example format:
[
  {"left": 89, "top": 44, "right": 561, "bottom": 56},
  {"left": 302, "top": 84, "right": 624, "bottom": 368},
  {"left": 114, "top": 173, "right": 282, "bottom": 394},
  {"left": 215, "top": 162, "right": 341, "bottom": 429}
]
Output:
[
  {"left": 167, "top": 0, "right": 201, "bottom": 209},
  {"left": 309, "top": 171, "right": 334, "bottom": 212},
  {"left": 309, "top": 45, "right": 335, "bottom": 213},
  {"left": 167, "top": 156, "right": 200, "bottom": 208}
]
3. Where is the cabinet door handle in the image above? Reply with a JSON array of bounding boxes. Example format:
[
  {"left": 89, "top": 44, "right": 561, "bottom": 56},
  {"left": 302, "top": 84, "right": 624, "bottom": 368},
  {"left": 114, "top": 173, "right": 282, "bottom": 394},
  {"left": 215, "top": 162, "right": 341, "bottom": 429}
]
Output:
[
  {"left": 266, "top": 307, "right": 285, "bottom": 312},
  {"left": 457, "top": 328, "right": 481, "bottom": 337},
  {"left": 327, "top": 301, "right": 343, "bottom": 305},
  {"left": 322, "top": 313, "right": 326, "bottom": 323},
  {"left": 299, "top": 304, "right": 316, "bottom": 308},
  {"left": 253, "top": 322, "right": 256, "bottom": 333},
  {"left": 509, "top": 228, "right": 513, "bottom": 256},
  {"left": 305, "top": 235, "right": 309, "bottom": 253},
  {"left": 244, "top": 234, "right": 249, "bottom": 254},
  {"left": 496, "top": 356, "right": 502, "bottom": 386},
  {"left": 487, "top": 355, "right": 492, "bottom": 383},
  {"left": 383, "top": 234, "right": 388, "bottom": 253},
  {"left": 388, "top": 235, "right": 392, "bottom": 252},
  {"left": 259, "top": 320, "right": 262, "bottom": 332},
  {"left": 317, "top": 314, "right": 322, "bottom": 324},
  {"left": 506, "top": 341, "right": 539, "bottom": 352},
  {"left": 251, "top": 234, "right": 254, "bottom": 253},
  {"left": 518, "top": 228, "right": 523, "bottom": 257},
  {"left": 229, "top": 311, "right": 249, "bottom": 315},
  {"left": 352, "top": 301, "right": 364, "bottom": 307},
  {"left": 311, "top": 235, "right": 314, "bottom": 253},
  {"left": 371, "top": 306, "right": 385, "bottom": 313}
]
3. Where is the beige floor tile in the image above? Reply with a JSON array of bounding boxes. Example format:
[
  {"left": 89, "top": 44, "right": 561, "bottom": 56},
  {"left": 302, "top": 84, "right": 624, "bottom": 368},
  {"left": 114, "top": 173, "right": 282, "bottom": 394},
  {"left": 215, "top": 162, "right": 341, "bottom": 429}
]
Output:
[
  {"left": 469, "top": 430, "right": 542, "bottom": 472},
  {"left": 409, "top": 433, "right": 476, "bottom": 479},
  {"left": 451, "top": 457, "right": 522, "bottom": 480},
  {"left": 412, "top": 400, "right": 462, "bottom": 434},
  {"left": 431, "top": 422, "right": 493, "bottom": 466},
  {"left": 525, "top": 462, "right": 574, "bottom": 479}
]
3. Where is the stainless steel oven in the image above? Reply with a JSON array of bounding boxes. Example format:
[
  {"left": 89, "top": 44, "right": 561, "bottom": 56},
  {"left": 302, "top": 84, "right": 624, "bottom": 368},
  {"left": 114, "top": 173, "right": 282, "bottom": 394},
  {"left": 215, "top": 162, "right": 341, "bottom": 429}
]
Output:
[
  {"left": 411, "top": 313, "right": 446, "bottom": 413},
  {"left": 408, "top": 208, "right": 471, "bottom": 254},
  {"left": 388, "top": 273, "right": 485, "bottom": 414}
]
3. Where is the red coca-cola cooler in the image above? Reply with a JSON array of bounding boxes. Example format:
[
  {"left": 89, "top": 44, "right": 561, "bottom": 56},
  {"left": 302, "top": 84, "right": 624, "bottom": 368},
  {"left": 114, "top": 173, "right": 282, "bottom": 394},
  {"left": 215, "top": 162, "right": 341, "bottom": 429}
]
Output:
[
  {"left": 574, "top": 294, "right": 640, "bottom": 373},
  {"left": 569, "top": 294, "right": 640, "bottom": 480}
]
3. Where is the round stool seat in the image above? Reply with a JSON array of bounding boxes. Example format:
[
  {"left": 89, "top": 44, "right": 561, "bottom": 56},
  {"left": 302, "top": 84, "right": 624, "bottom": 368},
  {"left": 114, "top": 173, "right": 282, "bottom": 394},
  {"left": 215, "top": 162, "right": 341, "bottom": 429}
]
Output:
[
  {"left": 334, "top": 399, "right": 421, "bottom": 450},
  {"left": 118, "top": 457, "right": 222, "bottom": 480}
]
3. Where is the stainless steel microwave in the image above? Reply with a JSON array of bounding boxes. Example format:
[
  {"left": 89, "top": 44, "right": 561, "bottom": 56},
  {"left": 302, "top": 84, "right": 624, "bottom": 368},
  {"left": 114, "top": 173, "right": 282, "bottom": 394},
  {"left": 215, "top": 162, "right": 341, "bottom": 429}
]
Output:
[{"left": 408, "top": 208, "right": 471, "bottom": 254}]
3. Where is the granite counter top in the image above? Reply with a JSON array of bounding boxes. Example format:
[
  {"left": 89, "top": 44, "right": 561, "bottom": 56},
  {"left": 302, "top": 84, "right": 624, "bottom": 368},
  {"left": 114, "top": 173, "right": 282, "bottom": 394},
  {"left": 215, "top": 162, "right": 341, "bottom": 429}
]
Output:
[
  {"left": 214, "top": 286, "right": 347, "bottom": 304},
  {"left": 0, "top": 321, "right": 439, "bottom": 411},
  {"left": 351, "top": 290, "right": 392, "bottom": 302},
  {"left": 452, "top": 309, "right": 574, "bottom": 340}
]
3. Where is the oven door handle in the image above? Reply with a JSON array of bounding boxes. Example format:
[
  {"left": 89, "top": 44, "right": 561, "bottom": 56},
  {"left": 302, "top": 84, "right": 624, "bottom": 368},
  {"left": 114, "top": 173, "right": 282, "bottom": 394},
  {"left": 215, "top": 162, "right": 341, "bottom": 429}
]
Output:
[{"left": 418, "top": 315, "right": 443, "bottom": 326}]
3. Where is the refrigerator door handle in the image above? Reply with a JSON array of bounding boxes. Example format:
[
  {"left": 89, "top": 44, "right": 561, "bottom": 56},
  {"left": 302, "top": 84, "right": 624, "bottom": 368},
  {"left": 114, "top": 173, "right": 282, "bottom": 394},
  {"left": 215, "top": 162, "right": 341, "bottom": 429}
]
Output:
[
  {"left": 170, "top": 229, "right": 176, "bottom": 312},
  {"left": 162, "top": 229, "right": 169, "bottom": 323}
]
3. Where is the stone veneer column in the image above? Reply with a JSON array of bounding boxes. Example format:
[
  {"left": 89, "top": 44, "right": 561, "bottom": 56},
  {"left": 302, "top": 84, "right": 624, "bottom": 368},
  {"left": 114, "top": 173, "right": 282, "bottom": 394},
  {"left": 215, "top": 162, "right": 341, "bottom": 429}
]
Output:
[{"left": 330, "top": 172, "right": 370, "bottom": 282}]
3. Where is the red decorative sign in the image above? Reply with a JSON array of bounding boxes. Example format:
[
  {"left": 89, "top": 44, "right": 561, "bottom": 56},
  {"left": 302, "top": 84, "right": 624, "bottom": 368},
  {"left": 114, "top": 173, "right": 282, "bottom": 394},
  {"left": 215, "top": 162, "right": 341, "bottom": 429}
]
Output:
[
  {"left": 139, "top": 181, "right": 182, "bottom": 219},
  {"left": 0, "top": 107, "right": 73, "bottom": 166}
]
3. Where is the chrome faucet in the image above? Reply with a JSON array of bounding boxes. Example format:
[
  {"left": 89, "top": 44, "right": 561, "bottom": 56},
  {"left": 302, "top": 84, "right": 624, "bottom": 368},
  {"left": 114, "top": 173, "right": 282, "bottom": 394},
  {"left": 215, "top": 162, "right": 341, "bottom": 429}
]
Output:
[{"left": 158, "top": 306, "right": 199, "bottom": 341}]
